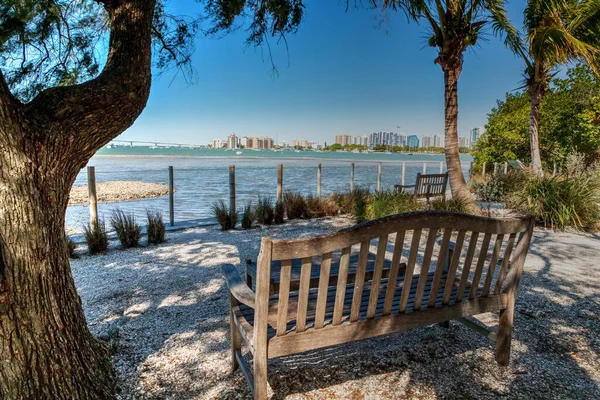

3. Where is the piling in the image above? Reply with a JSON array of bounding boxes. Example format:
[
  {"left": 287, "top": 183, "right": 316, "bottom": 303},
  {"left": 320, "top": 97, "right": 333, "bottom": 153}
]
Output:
[
  {"left": 277, "top": 164, "right": 283, "bottom": 201},
  {"left": 377, "top": 162, "right": 382, "bottom": 192},
  {"left": 401, "top": 162, "right": 406, "bottom": 186},
  {"left": 169, "top": 166, "right": 174, "bottom": 226},
  {"left": 350, "top": 163, "right": 355, "bottom": 191},
  {"left": 317, "top": 164, "right": 322, "bottom": 200},
  {"left": 87, "top": 166, "right": 97, "bottom": 225},
  {"left": 229, "top": 165, "right": 236, "bottom": 215}
]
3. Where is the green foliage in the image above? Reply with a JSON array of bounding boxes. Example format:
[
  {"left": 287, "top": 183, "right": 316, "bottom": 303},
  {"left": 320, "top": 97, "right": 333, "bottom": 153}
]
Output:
[
  {"left": 110, "top": 209, "right": 141, "bottom": 248},
  {"left": 327, "top": 143, "right": 343, "bottom": 151},
  {"left": 83, "top": 220, "right": 108, "bottom": 255},
  {"left": 146, "top": 209, "right": 166, "bottom": 245},
  {"left": 274, "top": 200, "right": 285, "bottom": 224},
  {"left": 507, "top": 167, "right": 600, "bottom": 231},
  {"left": 213, "top": 200, "right": 238, "bottom": 230},
  {"left": 473, "top": 65, "right": 600, "bottom": 169},
  {"left": 283, "top": 190, "right": 307, "bottom": 220},
  {"left": 365, "top": 190, "right": 420, "bottom": 220},
  {"left": 254, "top": 196, "right": 274, "bottom": 225},
  {"left": 66, "top": 235, "right": 77, "bottom": 259},
  {"left": 241, "top": 203, "right": 254, "bottom": 230},
  {"left": 428, "top": 197, "right": 471, "bottom": 214}
]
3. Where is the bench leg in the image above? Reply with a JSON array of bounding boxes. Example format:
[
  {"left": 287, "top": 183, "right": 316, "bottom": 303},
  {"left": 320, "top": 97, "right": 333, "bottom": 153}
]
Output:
[
  {"left": 496, "top": 304, "right": 515, "bottom": 366},
  {"left": 253, "top": 352, "right": 268, "bottom": 399},
  {"left": 229, "top": 295, "right": 241, "bottom": 372}
]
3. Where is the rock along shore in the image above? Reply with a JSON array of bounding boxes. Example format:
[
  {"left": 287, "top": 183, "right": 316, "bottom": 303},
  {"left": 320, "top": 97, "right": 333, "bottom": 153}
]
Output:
[{"left": 69, "top": 181, "right": 170, "bottom": 206}]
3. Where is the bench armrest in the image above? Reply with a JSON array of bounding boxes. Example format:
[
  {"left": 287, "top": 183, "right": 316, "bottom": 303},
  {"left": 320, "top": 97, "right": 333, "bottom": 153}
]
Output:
[{"left": 222, "top": 264, "right": 255, "bottom": 309}]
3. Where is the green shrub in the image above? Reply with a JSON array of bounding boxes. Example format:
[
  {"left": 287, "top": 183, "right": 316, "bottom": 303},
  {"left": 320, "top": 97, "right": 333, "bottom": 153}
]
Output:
[
  {"left": 213, "top": 200, "right": 238, "bottom": 230},
  {"left": 110, "top": 209, "right": 141, "bottom": 248},
  {"left": 365, "top": 190, "right": 420, "bottom": 220},
  {"left": 146, "top": 209, "right": 166, "bottom": 244},
  {"left": 241, "top": 203, "right": 254, "bottom": 229},
  {"left": 66, "top": 235, "right": 77, "bottom": 258},
  {"left": 507, "top": 172, "right": 600, "bottom": 231},
  {"left": 274, "top": 200, "right": 285, "bottom": 224},
  {"left": 472, "top": 170, "right": 529, "bottom": 203},
  {"left": 283, "top": 191, "right": 307, "bottom": 220},
  {"left": 429, "top": 197, "right": 471, "bottom": 214},
  {"left": 305, "top": 195, "right": 326, "bottom": 219},
  {"left": 255, "top": 196, "right": 274, "bottom": 225},
  {"left": 83, "top": 220, "right": 109, "bottom": 255}
]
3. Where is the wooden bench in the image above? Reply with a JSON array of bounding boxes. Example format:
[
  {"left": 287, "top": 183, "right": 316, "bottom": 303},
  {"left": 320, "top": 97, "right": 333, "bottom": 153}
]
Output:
[
  {"left": 222, "top": 211, "right": 535, "bottom": 398},
  {"left": 394, "top": 172, "right": 449, "bottom": 201}
]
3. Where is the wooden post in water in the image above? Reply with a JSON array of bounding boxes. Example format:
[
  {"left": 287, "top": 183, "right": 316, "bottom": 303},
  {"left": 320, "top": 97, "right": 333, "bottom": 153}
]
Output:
[
  {"left": 277, "top": 164, "right": 283, "bottom": 201},
  {"left": 439, "top": 161, "right": 443, "bottom": 173},
  {"left": 229, "top": 165, "right": 236, "bottom": 215},
  {"left": 401, "top": 162, "right": 406, "bottom": 186},
  {"left": 350, "top": 163, "right": 355, "bottom": 191},
  {"left": 168, "top": 166, "right": 174, "bottom": 226},
  {"left": 482, "top": 162, "right": 487, "bottom": 176},
  {"left": 317, "top": 164, "right": 322, "bottom": 200},
  {"left": 87, "top": 166, "right": 97, "bottom": 226},
  {"left": 377, "top": 162, "right": 382, "bottom": 192},
  {"left": 503, "top": 162, "right": 508, "bottom": 174},
  {"left": 423, "top": 162, "right": 427, "bottom": 174}
]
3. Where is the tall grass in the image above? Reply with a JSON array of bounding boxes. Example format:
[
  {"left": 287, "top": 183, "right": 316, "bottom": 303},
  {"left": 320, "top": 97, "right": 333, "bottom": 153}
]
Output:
[
  {"left": 508, "top": 172, "right": 600, "bottom": 231},
  {"left": 241, "top": 203, "right": 254, "bottom": 229},
  {"left": 274, "top": 200, "right": 285, "bottom": 224},
  {"left": 83, "top": 220, "right": 109, "bottom": 255},
  {"left": 428, "top": 197, "right": 471, "bottom": 214},
  {"left": 213, "top": 200, "right": 238, "bottom": 230},
  {"left": 305, "top": 195, "right": 325, "bottom": 219},
  {"left": 110, "top": 209, "right": 141, "bottom": 248},
  {"left": 146, "top": 209, "right": 166, "bottom": 244},
  {"left": 66, "top": 235, "right": 77, "bottom": 258},
  {"left": 255, "top": 196, "right": 274, "bottom": 225},
  {"left": 283, "top": 190, "right": 307, "bottom": 220},
  {"left": 365, "top": 190, "right": 420, "bottom": 220}
]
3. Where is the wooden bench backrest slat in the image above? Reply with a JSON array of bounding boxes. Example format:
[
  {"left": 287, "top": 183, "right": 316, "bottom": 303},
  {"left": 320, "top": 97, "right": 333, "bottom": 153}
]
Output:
[
  {"left": 350, "top": 241, "right": 370, "bottom": 322},
  {"left": 276, "top": 260, "right": 292, "bottom": 336},
  {"left": 482, "top": 234, "right": 505, "bottom": 297},
  {"left": 295, "top": 257, "right": 313, "bottom": 333},
  {"left": 411, "top": 229, "right": 430, "bottom": 311},
  {"left": 315, "top": 252, "right": 333, "bottom": 329},
  {"left": 415, "top": 173, "right": 448, "bottom": 197},
  {"left": 367, "top": 235, "right": 389, "bottom": 319},
  {"left": 469, "top": 233, "right": 492, "bottom": 300},
  {"left": 456, "top": 232, "right": 479, "bottom": 302},
  {"left": 428, "top": 228, "right": 453, "bottom": 308},
  {"left": 442, "top": 230, "right": 466, "bottom": 304},
  {"left": 383, "top": 231, "right": 406, "bottom": 316},
  {"left": 333, "top": 247, "right": 352, "bottom": 325},
  {"left": 494, "top": 233, "right": 517, "bottom": 295}
]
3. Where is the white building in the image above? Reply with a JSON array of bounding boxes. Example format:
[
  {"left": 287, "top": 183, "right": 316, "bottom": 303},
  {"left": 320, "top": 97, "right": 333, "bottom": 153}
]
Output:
[
  {"left": 421, "top": 135, "right": 432, "bottom": 148},
  {"left": 458, "top": 136, "right": 471, "bottom": 148},
  {"left": 433, "top": 134, "right": 444, "bottom": 148},
  {"left": 227, "top": 133, "right": 240, "bottom": 149},
  {"left": 211, "top": 139, "right": 227, "bottom": 149}
]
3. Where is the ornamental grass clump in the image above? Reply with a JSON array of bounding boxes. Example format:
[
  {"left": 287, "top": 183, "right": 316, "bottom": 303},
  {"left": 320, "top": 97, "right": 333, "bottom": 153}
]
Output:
[
  {"left": 241, "top": 203, "right": 254, "bottom": 230},
  {"left": 283, "top": 190, "right": 307, "bottom": 220},
  {"left": 255, "top": 196, "right": 275, "bottom": 225},
  {"left": 110, "top": 209, "right": 141, "bottom": 248},
  {"left": 213, "top": 200, "right": 238, "bottom": 230},
  {"left": 83, "top": 220, "right": 109, "bottom": 255},
  {"left": 66, "top": 235, "right": 77, "bottom": 259},
  {"left": 305, "top": 195, "right": 326, "bottom": 219},
  {"left": 146, "top": 209, "right": 166, "bottom": 244},
  {"left": 274, "top": 200, "right": 285, "bottom": 224},
  {"left": 507, "top": 170, "right": 600, "bottom": 231},
  {"left": 428, "top": 197, "right": 471, "bottom": 214},
  {"left": 365, "top": 190, "right": 420, "bottom": 220}
]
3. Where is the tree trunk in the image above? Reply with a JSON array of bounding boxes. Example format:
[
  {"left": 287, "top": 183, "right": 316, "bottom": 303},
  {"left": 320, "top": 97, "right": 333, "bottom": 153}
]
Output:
[
  {"left": 443, "top": 66, "right": 479, "bottom": 214},
  {"left": 528, "top": 84, "right": 544, "bottom": 176},
  {"left": 0, "top": 1, "right": 156, "bottom": 398}
]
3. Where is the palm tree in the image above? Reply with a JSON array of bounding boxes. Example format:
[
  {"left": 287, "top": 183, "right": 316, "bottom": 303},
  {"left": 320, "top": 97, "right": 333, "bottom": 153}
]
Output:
[
  {"left": 492, "top": 0, "right": 600, "bottom": 175},
  {"left": 372, "top": 0, "right": 512, "bottom": 212}
]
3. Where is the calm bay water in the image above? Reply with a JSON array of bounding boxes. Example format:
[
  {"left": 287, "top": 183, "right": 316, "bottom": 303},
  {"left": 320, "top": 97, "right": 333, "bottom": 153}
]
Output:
[{"left": 66, "top": 147, "right": 473, "bottom": 232}]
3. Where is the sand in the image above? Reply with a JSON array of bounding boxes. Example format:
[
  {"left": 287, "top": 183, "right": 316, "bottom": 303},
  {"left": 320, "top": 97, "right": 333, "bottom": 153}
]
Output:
[{"left": 69, "top": 181, "right": 170, "bottom": 206}]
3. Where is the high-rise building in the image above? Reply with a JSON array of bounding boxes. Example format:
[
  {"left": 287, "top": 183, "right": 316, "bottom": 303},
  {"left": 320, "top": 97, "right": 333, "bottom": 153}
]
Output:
[
  {"left": 421, "top": 135, "right": 432, "bottom": 148},
  {"left": 369, "top": 132, "right": 406, "bottom": 148},
  {"left": 407, "top": 135, "right": 419, "bottom": 149},
  {"left": 433, "top": 134, "right": 443, "bottom": 148},
  {"left": 245, "top": 136, "right": 274, "bottom": 149},
  {"left": 227, "top": 133, "right": 240, "bottom": 149},
  {"left": 458, "top": 136, "right": 471, "bottom": 148},
  {"left": 212, "top": 139, "right": 227, "bottom": 149},
  {"left": 335, "top": 134, "right": 352, "bottom": 146},
  {"left": 470, "top": 127, "right": 485, "bottom": 146}
]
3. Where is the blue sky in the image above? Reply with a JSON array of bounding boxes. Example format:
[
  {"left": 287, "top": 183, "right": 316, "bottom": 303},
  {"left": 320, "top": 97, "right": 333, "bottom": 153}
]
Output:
[{"left": 121, "top": 0, "right": 527, "bottom": 145}]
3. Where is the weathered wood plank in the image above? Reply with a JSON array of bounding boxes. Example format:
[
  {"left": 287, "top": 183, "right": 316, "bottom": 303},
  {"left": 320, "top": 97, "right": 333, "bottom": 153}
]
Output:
[
  {"left": 470, "top": 233, "right": 492, "bottom": 300},
  {"left": 413, "top": 228, "right": 436, "bottom": 311},
  {"left": 333, "top": 247, "right": 351, "bottom": 325},
  {"left": 276, "top": 259, "right": 292, "bottom": 336},
  {"left": 367, "top": 235, "right": 389, "bottom": 318},
  {"left": 401, "top": 229, "right": 424, "bottom": 312},
  {"left": 482, "top": 234, "right": 504, "bottom": 297},
  {"left": 383, "top": 231, "right": 406, "bottom": 316},
  {"left": 351, "top": 241, "right": 371, "bottom": 322},
  {"left": 295, "top": 257, "right": 313, "bottom": 333},
  {"left": 428, "top": 228, "right": 453, "bottom": 308},
  {"left": 443, "top": 230, "right": 466, "bottom": 304},
  {"left": 315, "top": 252, "right": 333, "bottom": 329},
  {"left": 494, "top": 233, "right": 516, "bottom": 295},
  {"left": 456, "top": 232, "right": 479, "bottom": 302}
]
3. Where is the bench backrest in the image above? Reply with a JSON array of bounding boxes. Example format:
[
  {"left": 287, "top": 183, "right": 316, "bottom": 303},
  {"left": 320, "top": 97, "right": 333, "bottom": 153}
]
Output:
[
  {"left": 254, "top": 211, "right": 534, "bottom": 340},
  {"left": 415, "top": 172, "right": 448, "bottom": 198}
]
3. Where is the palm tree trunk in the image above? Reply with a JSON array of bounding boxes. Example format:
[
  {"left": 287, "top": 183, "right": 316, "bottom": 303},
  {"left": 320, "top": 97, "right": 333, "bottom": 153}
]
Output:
[
  {"left": 443, "top": 66, "right": 479, "bottom": 213},
  {"left": 528, "top": 84, "right": 544, "bottom": 176}
]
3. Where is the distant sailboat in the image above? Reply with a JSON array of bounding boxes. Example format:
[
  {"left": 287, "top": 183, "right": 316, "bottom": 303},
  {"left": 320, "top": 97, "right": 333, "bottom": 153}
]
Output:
[{"left": 236, "top": 151, "right": 243, "bottom": 155}]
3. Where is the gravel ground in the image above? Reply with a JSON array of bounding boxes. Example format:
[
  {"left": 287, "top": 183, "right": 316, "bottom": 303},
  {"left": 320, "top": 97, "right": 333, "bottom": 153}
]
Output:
[
  {"left": 71, "top": 217, "right": 600, "bottom": 399},
  {"left": 69, "top": 181, "right": 170, "bottom": 205}
]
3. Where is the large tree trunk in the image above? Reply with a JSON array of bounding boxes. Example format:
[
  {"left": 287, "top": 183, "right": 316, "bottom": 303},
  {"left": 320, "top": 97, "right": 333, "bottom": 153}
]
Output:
[
  {"left": 443, "top": 65, "right": 479, "bottom": 214},
  {"left": 0, "top": 1, "right": 156, "bottom": 398},
  {"left": 528, "top": 84, "right": 544, "bottom": 176}
]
